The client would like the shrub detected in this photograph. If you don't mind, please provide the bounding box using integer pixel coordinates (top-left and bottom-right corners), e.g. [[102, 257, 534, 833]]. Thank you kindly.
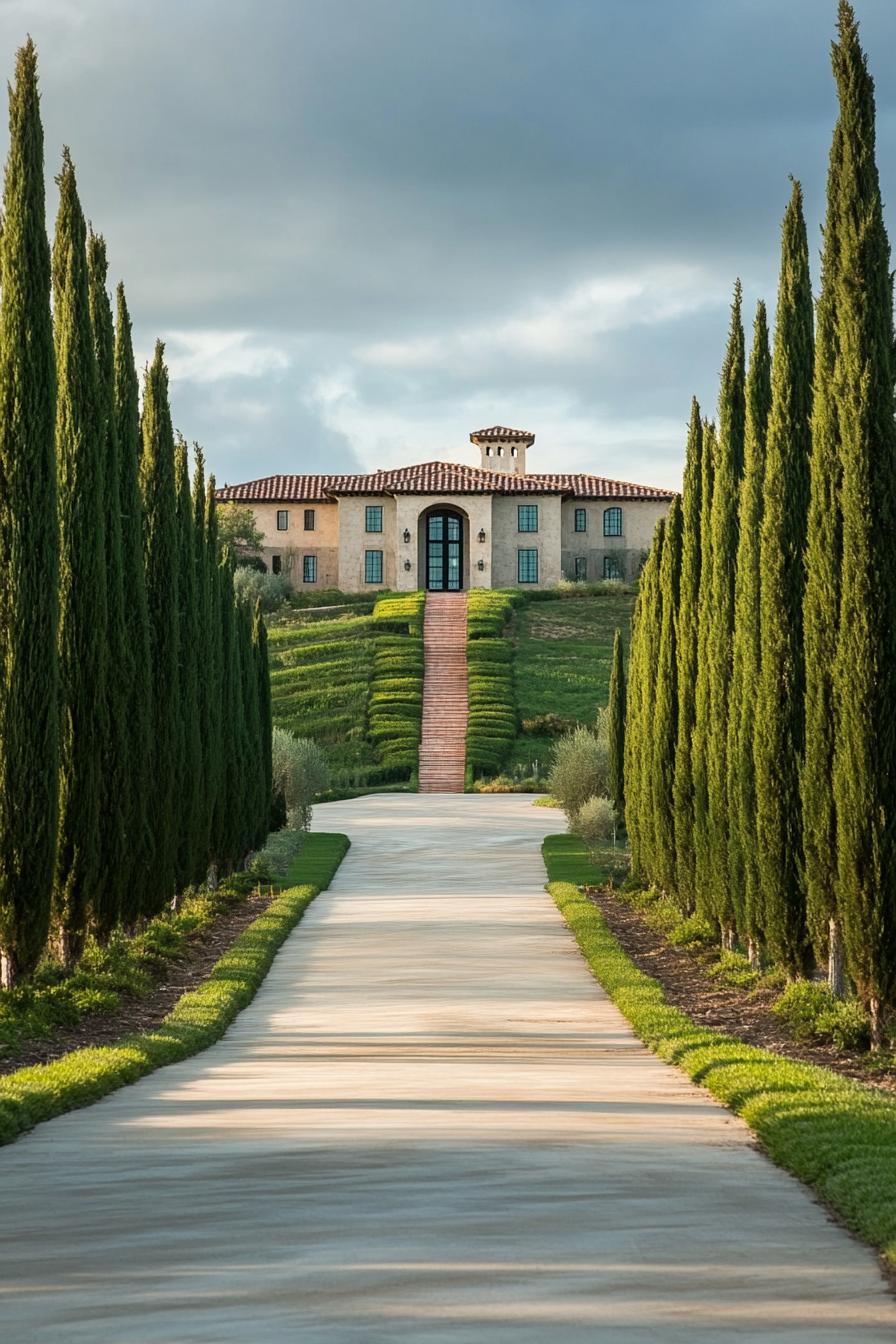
[[707, 951, 760, 990], [773, 980, 871, 1051], [522, 713, 578, 737], [271, 728, 330, 830], [574, 795, 617, 857], [232, 566, 290, 612], [668, 913, 716, 950], [548, 726, 610, 823]]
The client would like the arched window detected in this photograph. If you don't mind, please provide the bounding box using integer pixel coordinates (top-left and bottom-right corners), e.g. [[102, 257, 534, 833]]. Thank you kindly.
[[603, 506, 623, 537]]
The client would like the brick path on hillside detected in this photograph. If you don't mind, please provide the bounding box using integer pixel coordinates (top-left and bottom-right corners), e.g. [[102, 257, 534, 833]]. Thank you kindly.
[[1, 794, 895, 1341], [419, 592, 468, 793]]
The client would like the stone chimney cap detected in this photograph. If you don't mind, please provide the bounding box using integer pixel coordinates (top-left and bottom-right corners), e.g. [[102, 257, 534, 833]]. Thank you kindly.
[[469, 425, 535, 446]]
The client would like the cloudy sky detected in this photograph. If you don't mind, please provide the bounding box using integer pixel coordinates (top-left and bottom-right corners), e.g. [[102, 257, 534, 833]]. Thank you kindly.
[[5, 0, 896, 491]]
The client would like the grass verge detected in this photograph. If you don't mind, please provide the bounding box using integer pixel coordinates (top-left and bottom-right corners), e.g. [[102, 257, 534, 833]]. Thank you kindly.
[[543, 836, 896, 1269], [0, 833, 349, 1147]]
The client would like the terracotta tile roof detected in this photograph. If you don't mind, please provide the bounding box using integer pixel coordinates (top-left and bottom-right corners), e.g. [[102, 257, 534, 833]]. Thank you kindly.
[[215, 461, 675, 503], [470, 425, 535, 444]]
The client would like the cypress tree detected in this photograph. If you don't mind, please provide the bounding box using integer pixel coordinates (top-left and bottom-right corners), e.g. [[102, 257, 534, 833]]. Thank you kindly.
[[206, 478, 227, 881], [192, 447, 214, 877], [692, 420, 717, 923], [114, 283, 153, 930], [238, 598, 263, 857], [650, 497, 683, 893], [728, 302, 772, 960], [704, 287, 746, 945], [175, 435, 203, 890], [623, 585, 646, 876], [828, 4, 896, 1046], [754, 181, 814, 978], [802, 32, 846, 995], [607, 628, 626, 821], [672, 401, 703, 910], [52, 150, 107, 969], [140, 342, 180, 911], [87, 232, 129, 940], [0, 41, 58, 986], [627, 520, 664, 883], [218, 550, 244, 873], [253, 600, 273, 846]]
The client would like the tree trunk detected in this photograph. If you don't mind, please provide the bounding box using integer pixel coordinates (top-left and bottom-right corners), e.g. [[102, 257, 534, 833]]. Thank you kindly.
[[0, 948, 18, 990], [827, 916, 845, 998], [55, 928, 82, 973], [206, 862, 219, 891], [747, 936, 760, 971], [869, 997, 885, 1052]]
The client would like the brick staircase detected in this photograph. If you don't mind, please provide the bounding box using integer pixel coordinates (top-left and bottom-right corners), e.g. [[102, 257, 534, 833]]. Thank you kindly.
[[419, 593, 469, 793]]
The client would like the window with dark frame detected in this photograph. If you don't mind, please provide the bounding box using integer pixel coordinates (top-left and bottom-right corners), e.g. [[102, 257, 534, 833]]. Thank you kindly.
[[603, 506, 623, 537], [365, 505, 383, 533], [276, 509, 289, 531], [603, 554, 623, 580], [574, 507, 587, 533], [303, 555, 317, 583], [365, 549, 383, 584], [271, 555, 282, 575], [574, 556, 587, 580], [304, 508, 315, 531], [518, 548, 538, 584], [517, 504, 538, 533]]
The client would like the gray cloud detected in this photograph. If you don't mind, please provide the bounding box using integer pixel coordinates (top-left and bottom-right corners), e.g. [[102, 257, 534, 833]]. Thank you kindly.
[[3, 0, 895, 488]]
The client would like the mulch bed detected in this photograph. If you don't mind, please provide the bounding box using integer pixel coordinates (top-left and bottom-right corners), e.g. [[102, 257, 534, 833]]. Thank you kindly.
[[585, 886, 896, 1095], [0, 888, 276, 1078]]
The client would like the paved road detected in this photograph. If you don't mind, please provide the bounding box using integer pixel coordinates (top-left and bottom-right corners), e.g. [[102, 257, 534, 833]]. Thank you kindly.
[[1, 794, 894, 1342]]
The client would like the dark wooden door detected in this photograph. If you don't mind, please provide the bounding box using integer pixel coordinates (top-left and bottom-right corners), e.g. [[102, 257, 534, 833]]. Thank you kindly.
[[426, 510, 463, 591]]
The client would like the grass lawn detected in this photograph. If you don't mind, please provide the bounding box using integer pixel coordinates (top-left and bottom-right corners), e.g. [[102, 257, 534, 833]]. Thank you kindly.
[[543, 835, 896, 1270], [509, 592, 635, 777]]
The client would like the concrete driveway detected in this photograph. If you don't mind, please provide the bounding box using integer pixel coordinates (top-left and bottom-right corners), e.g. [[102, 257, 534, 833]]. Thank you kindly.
[[1, 793, 894, 1341]]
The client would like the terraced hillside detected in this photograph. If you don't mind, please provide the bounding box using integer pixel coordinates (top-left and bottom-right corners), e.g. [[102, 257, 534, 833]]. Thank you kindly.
[[267, 594, 424, 792]]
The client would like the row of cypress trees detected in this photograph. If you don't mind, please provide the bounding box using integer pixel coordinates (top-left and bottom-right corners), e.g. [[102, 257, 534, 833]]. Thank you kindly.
[[0, 41, 272, 987], [624, 2, 896, 1047]]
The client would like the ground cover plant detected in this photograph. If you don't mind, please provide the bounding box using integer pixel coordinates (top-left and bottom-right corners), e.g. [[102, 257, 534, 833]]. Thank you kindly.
[[542, 836, 896, 1269], [0, 833, 349, 1146]]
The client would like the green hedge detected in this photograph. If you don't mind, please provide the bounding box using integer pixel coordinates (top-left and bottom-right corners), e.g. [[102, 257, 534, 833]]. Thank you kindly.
[[367, 593, 426, 777], [465, 591, 519, 776], [543, 836, 896, 1269], [0, 834, 350, 1148]]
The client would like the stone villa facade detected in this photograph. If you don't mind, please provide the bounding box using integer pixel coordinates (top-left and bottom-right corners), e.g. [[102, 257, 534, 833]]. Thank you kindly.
[[215, 427, 675, 593]]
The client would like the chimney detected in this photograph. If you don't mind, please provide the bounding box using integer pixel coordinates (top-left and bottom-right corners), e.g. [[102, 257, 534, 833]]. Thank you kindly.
[[469, 425, 535, 476]]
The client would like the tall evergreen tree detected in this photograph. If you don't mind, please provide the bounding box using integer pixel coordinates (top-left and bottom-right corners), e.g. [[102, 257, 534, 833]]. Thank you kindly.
[[754, 181, 814, 978], [828, 4, 896, 1046], [175, 435, 204, 889], [803, 39, 847, 997], [87, 232, 129, 940], [252, 600, 273, 846], [704, 287, 746, 945], [238, 598, 263, 857], [114, 283, 153, 929], [728, 302, 772, 960], [0, 41, 58, 986], [650, 497, 683, 893], [692, 417, 718, 926], [607, 628, 626, 821], [192, 447, 215, 876], [672, 401, 703, 911], [623, 585, 646, 877], [625, 520, 665, 881], [206, 478, 227, 881], [218, 550, 244, 873], [52, 150, 107, 968], [140, 342, 180, 911]]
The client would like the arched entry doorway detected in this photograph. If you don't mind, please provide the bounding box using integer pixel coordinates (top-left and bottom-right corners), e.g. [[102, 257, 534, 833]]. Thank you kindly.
[[424, 508, 465, 591]]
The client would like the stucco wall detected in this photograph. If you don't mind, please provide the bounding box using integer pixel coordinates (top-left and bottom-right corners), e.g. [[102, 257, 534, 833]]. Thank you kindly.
[[560, 498, 669, 581], [334, 494, 397, 592], [491, 495, 563, 589], [246, 501, 340, 590]]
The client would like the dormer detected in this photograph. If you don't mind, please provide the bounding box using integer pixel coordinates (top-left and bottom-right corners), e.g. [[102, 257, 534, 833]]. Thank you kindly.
[[470, 425, 535, 477]]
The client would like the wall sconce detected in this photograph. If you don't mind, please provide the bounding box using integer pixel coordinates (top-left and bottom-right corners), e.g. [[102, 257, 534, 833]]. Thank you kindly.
[[477, 559, 485, 571], [404, 559, 412, 571], [403, 528, 411, 544], [478, 528, 486, 543]]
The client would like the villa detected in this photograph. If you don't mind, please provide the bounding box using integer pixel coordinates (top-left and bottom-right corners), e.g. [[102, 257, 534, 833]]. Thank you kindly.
[[215, 427, 675, 593]]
